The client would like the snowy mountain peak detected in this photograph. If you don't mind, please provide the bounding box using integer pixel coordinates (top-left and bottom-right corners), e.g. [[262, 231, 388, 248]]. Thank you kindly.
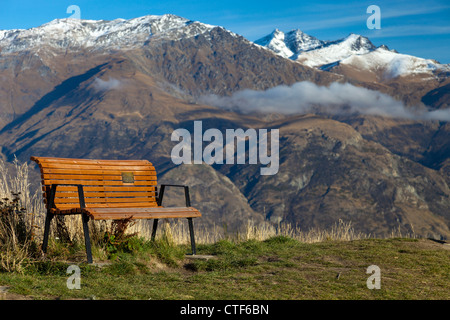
[[255, 28, 325, 59], [284, 29, 325, 54], [339, 33, 376, 52], [254, 29, 293, 58], [271, 29, 284, 37], [0, 14, 216, 53], [257, 28, 449, 79], [257, 28, 383, 67]]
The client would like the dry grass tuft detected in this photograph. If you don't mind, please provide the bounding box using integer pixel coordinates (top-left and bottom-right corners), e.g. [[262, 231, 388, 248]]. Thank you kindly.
[[129, 218, 377, 246], [0, 158, 44, 271]]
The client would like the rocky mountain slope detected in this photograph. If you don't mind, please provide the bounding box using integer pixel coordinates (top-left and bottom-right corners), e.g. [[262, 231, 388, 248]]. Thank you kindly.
[[0, 15, 449, 238]]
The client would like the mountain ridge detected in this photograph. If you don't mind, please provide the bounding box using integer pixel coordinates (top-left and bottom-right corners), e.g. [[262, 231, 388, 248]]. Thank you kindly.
[[0, 14, 216, 53]]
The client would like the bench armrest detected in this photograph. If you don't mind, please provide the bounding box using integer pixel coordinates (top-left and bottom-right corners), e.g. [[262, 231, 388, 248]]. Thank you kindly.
[[158, 184, 191, 207], [48, 183, 86, 210]]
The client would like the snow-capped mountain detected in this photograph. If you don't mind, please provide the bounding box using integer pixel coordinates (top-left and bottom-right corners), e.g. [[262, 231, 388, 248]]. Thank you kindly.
[[339, 46, 450, 79], [294, 33, 376, 68], [256, 29, 450, 79], [254, 29, 325, 59], [0, 14, 215, 53], [255, 30, 375, 64]]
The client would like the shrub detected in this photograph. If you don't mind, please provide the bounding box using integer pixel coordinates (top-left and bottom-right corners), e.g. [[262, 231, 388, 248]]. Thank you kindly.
[[101, 218, 138, 258]]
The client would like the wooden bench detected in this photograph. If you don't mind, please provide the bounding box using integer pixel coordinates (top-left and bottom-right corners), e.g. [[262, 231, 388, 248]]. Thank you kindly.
[[31, 156, 201, 263]]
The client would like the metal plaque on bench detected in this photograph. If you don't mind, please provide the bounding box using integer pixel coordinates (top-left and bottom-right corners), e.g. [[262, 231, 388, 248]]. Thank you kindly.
[[121, 172, 135, 184]]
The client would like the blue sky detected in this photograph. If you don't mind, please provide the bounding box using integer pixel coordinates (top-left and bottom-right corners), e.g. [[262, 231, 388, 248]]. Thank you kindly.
[[1, 0, 449, 63]]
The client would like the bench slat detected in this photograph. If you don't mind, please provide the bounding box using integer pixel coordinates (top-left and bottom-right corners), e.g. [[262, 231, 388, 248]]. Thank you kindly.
[[52, 202, 159, 209], [86, 207, 201, 220], [38, 163, 154, 171], [40, 168, 156, 175], [42, 186, 157, 192], [48, 197, 156, 204], [42, 179, 157, 186], [31, 156, 152, 165], [47, 191, 156, 198], [41, 174, 156, 180]]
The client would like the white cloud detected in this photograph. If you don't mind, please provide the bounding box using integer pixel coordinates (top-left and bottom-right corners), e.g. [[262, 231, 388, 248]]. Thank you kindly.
[[423, 109, 450, 122], [92, 77, 123, 92], [199, 81, 450, 121]]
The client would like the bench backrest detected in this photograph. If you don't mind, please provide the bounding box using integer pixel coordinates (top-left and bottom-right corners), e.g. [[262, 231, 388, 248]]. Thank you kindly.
[[31, 157, 158, 211]]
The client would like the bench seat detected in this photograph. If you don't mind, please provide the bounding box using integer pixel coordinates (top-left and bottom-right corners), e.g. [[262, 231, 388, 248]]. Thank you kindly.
[[50, 206, 201, 220]]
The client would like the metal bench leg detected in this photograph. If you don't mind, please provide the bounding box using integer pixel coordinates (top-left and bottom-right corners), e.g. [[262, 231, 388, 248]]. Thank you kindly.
[[151, 219, 159, 241], [81, 212, 93, 264], [42, 212, 54, 253], [188, 218, 196, 255]]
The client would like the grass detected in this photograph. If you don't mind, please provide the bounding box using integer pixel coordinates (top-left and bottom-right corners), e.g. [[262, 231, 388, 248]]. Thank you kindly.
[[0, 236, 448, 300]]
